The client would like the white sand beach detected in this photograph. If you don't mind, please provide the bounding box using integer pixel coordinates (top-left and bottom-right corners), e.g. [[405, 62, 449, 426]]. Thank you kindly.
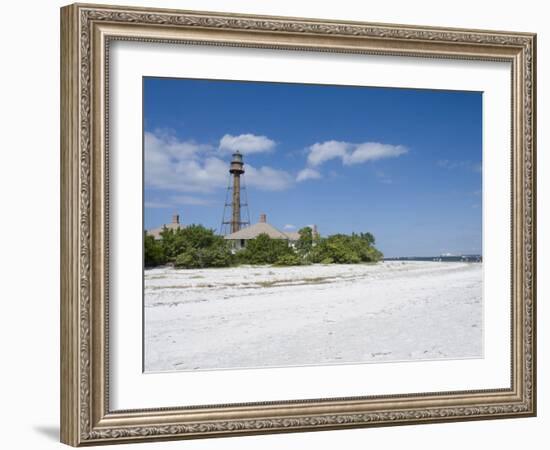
[[144, 261, 482, 372]]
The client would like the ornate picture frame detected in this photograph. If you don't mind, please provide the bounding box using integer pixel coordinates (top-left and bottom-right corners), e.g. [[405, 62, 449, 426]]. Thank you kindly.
[[60, 3, 536, 446]]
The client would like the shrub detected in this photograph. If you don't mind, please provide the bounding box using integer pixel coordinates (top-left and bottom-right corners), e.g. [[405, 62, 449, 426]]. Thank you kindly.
[[174, 248, 200, 269], [309, 233, 382, 264], [237, 233, 294, 265], [295, 226, 313, 256], [200, 243, 234, 268], [161, 224, 221, 260], [144, 233, 166, 267], [274, 253, 302, 266], [159, 224, 234, 269], [174, 241, 234, 269], [154, 222, 383, 268]]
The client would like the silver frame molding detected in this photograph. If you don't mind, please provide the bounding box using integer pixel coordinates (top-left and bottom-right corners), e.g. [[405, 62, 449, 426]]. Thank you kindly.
[[60, 3, 536, 446]]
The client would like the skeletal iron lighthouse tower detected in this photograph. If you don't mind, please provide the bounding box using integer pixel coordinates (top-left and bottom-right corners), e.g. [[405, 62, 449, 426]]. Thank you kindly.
[[220, 151, 251, 234]]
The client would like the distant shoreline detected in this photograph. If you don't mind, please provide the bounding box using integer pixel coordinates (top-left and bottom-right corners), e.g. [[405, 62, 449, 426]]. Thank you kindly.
[[384, 255, 482, 262]]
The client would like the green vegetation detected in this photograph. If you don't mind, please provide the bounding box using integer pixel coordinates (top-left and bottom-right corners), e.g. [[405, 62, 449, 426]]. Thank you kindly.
[[273, 253, 303, 266], [174, 243, 233, 269], [295, 226, 315, 255], [144, 225, 382, 269], [144, 225, 234, 268], [237, 233, 294, 265], [160, 224, 225, 259], [309, 233, 382, 264], [144, 233, 166, 267]]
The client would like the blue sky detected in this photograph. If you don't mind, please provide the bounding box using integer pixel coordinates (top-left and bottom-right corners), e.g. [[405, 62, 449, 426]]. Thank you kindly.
[[143, 77, 482, 257]]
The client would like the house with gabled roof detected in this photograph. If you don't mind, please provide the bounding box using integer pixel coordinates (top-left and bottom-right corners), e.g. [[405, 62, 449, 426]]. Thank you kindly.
[[224, 213, 316, 250]]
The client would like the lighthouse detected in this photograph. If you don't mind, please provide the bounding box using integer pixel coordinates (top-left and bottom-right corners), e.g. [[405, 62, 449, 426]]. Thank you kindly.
[[229, 152, 245, 233], [221, 151, 250, 235]]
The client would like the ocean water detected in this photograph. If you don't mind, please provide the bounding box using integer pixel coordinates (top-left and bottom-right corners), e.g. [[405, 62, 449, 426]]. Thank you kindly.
[[384, 255, 482, 263]]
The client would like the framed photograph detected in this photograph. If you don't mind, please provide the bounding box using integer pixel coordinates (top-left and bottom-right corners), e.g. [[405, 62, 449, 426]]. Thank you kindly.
[[60, 3, 536, 446]]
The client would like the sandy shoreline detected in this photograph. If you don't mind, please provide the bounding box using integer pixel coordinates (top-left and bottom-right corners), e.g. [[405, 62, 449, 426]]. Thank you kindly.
[[144, 261, 482, 372]]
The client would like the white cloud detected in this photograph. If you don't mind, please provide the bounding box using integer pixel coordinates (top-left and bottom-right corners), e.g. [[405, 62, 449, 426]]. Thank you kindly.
[[283, 224, 296, 230], [146, 154, 228, 194], [144, 201, 172, 209], [145, 195, 213, 208], [145, 130, 212, 160], [307, 140, 350, 166], [296, 167, 322, 182], [145, 131, 228, 192], [343, 143, 408, 165], [219, 133, 276, 154], [437, 159, 482, 173], [145, 130, 293, 194], [306, 140, 408, 167], [246, 164, 294, 191], [170, 195, 213, 206]]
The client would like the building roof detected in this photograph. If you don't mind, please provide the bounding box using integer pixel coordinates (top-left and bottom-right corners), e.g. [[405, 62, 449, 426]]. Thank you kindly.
[[147, 222, 185, 240], [223, 214, 312, 241], [147, 214, 185, 239], [284, 231, 300, 241], [224, 222, 289, 240]]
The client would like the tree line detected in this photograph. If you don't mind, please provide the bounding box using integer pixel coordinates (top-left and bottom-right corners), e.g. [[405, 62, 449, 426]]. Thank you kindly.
[[144, 225, 383, 269]]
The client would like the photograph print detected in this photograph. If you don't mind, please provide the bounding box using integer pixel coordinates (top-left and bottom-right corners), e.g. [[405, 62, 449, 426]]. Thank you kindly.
[[143, 77, 483, 373]]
